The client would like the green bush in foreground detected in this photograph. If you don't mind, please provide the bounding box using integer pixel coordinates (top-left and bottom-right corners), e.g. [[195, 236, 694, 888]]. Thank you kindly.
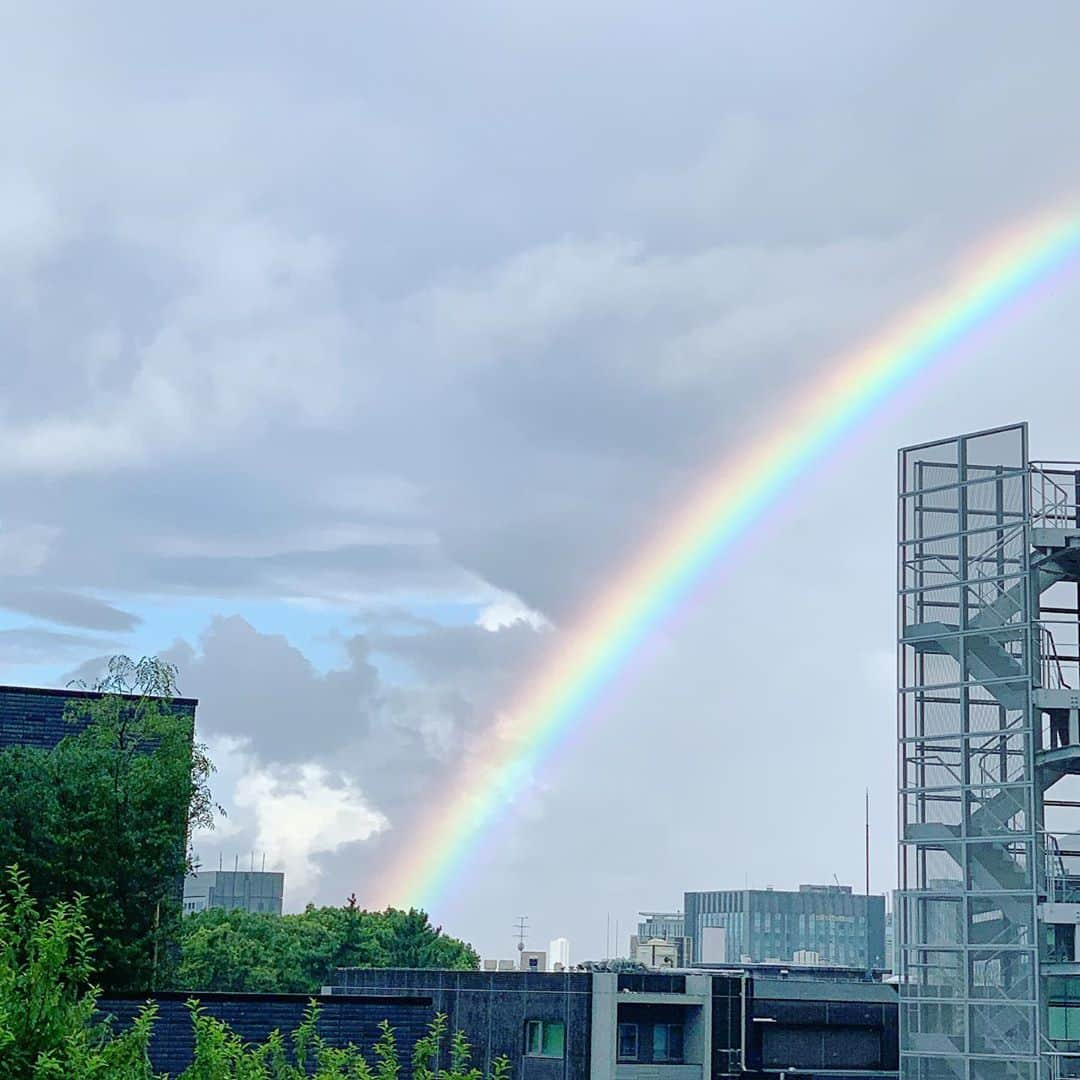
[[0, 867, 510, 1080]]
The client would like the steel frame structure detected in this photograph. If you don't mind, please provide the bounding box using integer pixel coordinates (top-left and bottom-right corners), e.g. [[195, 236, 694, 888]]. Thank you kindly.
[[898, 423, 1080, 1080]]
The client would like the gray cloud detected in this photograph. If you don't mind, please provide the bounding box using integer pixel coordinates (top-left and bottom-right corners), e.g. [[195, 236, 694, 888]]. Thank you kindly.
[[0, 627, 117, 666], [0, 587, 139, 631], [4, 1, 1080, 954], [130, 616, 548, 903]]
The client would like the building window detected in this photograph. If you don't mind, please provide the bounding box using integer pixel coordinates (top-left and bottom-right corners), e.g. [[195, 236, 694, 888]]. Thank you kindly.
[[1048, 1005, 1080, 1041], [525, 1020, 565, 1058], [653, 1024, 684, 1062], [618, 1023, 638, 1061]]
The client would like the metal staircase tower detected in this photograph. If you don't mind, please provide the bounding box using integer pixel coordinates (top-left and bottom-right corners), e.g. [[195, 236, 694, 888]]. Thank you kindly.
[[898, 423, 1080, 1080]]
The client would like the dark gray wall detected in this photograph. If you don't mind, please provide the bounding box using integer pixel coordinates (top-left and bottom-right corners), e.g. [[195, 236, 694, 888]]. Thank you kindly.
[[0, 684, 198, 751], [743, 980, 899, 1075], [100, 992, 434, 1077], [334, 969, 592, 1080]]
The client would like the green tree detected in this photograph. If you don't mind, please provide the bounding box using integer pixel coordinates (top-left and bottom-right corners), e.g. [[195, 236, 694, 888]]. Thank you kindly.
[[0, 866, 158, 1079], [176, 903, 478, 994], [0, 868, 505, 1080], [0, 655, 220, 992]]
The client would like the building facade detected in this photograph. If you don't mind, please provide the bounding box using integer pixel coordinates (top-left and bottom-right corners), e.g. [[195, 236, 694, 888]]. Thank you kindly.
[[684, 886, 887, 969], [0, 683, 198, 751], [183, 869, 285, 915], [897, 423, 1080, 1079], [328, 967, 899, 1080]]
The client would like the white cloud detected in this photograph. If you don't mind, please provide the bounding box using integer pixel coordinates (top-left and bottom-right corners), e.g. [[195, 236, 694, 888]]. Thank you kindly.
[[234, 761, 388, 907], [191, 730, 388, 907], [476, 595, 549, 632]]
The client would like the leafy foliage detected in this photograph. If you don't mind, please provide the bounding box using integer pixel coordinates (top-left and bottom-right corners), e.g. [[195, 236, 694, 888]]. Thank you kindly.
[[175, 1006, 509, 1080], [0, 865, 158, 1079], [0, 868, 507, 1079], [176, 904, 479, 993], [0, 655, 219, 992]]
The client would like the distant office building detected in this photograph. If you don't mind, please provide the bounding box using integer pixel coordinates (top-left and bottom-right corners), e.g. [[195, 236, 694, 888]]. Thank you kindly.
[[0, 683, 197, 752], [549, 937, 571, 971], [183, 869, 284, 916], [684, 885, 886, 968], [629, 911, 692, 968]]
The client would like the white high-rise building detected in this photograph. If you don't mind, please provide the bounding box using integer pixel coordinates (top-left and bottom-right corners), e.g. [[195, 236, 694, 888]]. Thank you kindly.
[[548, 937, 570, 971]]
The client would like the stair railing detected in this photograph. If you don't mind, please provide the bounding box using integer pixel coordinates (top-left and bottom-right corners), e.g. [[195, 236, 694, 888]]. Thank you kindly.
[[1041, 626, 1071, 691], [1031, 466, 1076, 530]]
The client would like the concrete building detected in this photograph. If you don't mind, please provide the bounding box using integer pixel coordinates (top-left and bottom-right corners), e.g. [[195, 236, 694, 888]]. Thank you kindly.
[[898, 423, 1080, 1079], [630, 912, 693, 969], [329, 966, 899, 1078], [684, 886, 886, 969], [183, 869, 284, 915]]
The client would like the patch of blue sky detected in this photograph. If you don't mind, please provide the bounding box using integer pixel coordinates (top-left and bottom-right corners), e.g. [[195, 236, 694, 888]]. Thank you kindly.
[[0, 590, 494, 690]]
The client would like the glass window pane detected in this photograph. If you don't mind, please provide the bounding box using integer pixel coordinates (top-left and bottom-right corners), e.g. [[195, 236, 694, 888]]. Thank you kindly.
[[653, 1024, 669, 1060], [618, 1023, 637, 1060], [542, 1022, 565, 1058], [526, 1022, 541, 1055], [669, 1025, 684, 1061]]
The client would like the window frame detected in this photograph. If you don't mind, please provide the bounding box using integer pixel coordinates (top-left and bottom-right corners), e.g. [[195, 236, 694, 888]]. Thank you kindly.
[[617, 1022, 639, 1061], [653, 1023, 685, 1063], [525, 1019, 566, 1059]]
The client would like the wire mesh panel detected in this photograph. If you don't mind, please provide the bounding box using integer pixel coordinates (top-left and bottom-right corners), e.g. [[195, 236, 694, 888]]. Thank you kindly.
[[898, 424, 1041, 1080]]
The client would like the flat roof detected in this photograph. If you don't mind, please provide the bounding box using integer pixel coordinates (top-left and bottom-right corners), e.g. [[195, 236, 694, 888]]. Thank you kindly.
[[0, 683, 198, 707]]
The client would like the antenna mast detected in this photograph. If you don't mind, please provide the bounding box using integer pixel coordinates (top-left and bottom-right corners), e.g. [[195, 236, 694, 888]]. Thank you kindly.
[[865, 788, 870, 896]]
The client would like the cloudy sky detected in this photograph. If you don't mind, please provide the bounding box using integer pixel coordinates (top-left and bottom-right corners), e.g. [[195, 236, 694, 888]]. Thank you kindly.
[[3, 3, 1080, 962]]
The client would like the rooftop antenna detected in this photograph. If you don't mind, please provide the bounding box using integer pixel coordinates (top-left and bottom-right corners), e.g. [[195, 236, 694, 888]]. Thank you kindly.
[[514, 916, 529, 955], [865, 788, 870, 896], [262, 852, 266, 873]]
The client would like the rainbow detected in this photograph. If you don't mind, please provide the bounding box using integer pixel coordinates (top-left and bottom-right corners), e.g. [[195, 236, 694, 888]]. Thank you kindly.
[[372, 205, 1080, 911]]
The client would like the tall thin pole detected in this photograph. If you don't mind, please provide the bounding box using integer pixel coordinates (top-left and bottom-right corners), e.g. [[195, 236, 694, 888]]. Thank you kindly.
[[865, 788, 871, 973], [606, 913, 610, 959], [865, 788, 870, 896]]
